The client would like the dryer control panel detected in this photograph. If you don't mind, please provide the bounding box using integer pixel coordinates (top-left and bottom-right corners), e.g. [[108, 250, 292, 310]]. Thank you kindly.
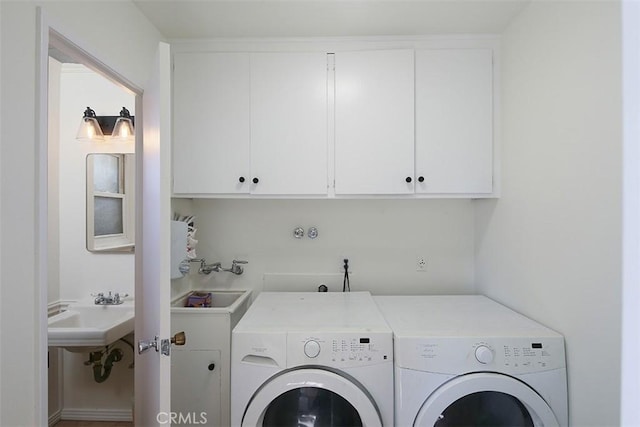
[[395, 336, 566, 375], [288, 332, 393, 368]]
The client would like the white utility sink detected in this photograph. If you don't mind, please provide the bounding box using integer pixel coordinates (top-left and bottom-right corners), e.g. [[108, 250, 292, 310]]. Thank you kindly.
[[48, 302, 134, 352], [171, 290, 251, 313]]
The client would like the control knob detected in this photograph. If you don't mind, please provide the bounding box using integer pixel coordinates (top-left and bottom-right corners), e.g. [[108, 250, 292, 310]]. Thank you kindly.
[[304, 340, 321, 358], [475, 345, 494, 364]]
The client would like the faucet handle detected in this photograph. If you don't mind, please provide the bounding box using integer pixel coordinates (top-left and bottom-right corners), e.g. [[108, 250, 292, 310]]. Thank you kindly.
[[230, 260, 247, 275], [113, 293, 129, 303]]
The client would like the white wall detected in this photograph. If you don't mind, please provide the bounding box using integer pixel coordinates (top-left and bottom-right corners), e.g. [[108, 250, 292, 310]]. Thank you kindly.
[[55, 64, 136, 416], [61, 334, 135, 420], [474, 2, 622, 425], [0, 2, 162, 425], [175, 199, 476, 296], [58, 64, 135, 301]]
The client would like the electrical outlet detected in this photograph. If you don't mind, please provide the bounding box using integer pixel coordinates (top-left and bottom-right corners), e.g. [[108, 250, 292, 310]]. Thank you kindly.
[[416, 257, 427, 272]]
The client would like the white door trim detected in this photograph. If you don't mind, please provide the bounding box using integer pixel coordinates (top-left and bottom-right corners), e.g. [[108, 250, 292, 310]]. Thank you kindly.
[[621, 1, 640, 424]]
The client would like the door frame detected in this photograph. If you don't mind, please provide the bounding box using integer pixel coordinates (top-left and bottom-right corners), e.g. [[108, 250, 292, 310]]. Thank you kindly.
[[36, 8, 143, 425]]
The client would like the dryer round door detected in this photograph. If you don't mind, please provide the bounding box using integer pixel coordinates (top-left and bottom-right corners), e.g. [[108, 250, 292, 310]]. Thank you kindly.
[[241, 368, 383, 427], [414, 372, 560, 427]]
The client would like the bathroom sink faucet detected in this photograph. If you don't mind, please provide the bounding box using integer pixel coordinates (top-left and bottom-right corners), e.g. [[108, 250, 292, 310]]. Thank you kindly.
[[93, 291, 127, 305]]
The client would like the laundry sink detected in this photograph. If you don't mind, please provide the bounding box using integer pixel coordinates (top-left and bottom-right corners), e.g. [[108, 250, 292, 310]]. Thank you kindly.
[[171, 290, 251, 313], [48, 302, 134, 352]]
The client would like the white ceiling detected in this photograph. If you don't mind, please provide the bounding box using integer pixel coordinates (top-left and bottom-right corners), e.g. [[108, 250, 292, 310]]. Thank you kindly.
[[132, 0, 530, 39]]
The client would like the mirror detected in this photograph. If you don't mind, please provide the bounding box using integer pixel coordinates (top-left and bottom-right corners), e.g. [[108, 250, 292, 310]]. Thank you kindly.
[[86, 153, 135, 252]]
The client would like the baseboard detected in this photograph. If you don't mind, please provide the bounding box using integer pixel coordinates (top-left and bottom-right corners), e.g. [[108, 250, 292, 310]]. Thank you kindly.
[[48, 410, 62, 426], [61, 408, 133, 422]]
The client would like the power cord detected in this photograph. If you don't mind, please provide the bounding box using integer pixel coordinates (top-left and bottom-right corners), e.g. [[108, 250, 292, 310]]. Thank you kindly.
[[342, 258, 350, 292]]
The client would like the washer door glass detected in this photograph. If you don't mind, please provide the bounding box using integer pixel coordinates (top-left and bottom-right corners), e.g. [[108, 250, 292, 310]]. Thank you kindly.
[[263, 387, 362, 427], [242, 368, 382, 427], [435, 391, 533, 426]]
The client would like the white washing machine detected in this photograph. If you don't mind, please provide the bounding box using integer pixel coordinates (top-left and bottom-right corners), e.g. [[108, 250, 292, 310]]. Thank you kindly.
[[374, 295, 568, 427], [232, 291, 394, 427]]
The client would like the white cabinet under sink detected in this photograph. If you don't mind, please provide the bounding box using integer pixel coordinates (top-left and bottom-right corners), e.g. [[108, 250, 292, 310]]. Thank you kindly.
[[170, 290, 251, 427]]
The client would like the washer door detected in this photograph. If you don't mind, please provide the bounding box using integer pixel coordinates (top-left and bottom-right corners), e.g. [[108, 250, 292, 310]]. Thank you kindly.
[[415, 373, 560, 427], [242, 368, 382, 427]]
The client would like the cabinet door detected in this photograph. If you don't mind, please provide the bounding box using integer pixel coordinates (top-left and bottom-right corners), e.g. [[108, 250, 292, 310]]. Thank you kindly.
[[250, 52, 328, 195], [171, 349, 222, 426], [415, 49, 493, 194], [334, 49, 415, 195], [173, 53, 251, 194]]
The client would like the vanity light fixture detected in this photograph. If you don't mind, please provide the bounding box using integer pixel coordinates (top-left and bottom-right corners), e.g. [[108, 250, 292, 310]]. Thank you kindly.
[[76, 106, 135, 142], [111, 107, 135, 142], [76, 107, 105, 141]]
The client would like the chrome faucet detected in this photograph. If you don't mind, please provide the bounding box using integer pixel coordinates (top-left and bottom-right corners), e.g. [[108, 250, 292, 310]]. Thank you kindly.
[[222, 260, 248, 275], [93, 291, 127, 305], [199, 260, 222, 275], [184, 258, 222, 275], [184, 258, 247, 275]]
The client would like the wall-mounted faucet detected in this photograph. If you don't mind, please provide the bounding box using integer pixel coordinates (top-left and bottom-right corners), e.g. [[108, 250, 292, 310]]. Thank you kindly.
[[182, 258, 248, 275], [199, 260, 222, 275], [222, 260, 248, 275], [92, 291, 128, 305]]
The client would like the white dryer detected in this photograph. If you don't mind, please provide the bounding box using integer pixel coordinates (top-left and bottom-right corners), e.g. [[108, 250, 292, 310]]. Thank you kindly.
[[374, 295, 568, 427], [232, 292, 394, 427]]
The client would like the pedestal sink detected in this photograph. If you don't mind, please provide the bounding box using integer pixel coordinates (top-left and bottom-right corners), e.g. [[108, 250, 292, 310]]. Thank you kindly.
[[48, 301, 134, 353]]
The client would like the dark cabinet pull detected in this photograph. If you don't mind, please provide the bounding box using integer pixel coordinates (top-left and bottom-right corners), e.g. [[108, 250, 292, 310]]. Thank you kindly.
[[239, 177, 245, 183], [208, 363, 215, 371], [253, 177, 259, 184], [418, 176, 425, 183], [405, 177, 412, 183]]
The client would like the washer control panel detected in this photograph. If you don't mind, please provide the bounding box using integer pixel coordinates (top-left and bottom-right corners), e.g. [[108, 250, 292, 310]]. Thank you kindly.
[[474, 344, 494, 364], [288, 332, 393, 368], [304, 340, 321, 358]]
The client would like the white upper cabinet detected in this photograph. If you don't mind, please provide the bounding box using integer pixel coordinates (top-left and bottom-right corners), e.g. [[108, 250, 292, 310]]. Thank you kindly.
[[173, 52, 251, 194], [250, 52, 328, 195], [172, 41, 498, 198], [415, 49, 494, 194], [334, 49, 415, 195]]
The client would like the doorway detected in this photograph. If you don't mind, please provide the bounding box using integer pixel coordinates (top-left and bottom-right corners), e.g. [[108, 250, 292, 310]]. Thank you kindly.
[[45, 30, 142, 426]]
